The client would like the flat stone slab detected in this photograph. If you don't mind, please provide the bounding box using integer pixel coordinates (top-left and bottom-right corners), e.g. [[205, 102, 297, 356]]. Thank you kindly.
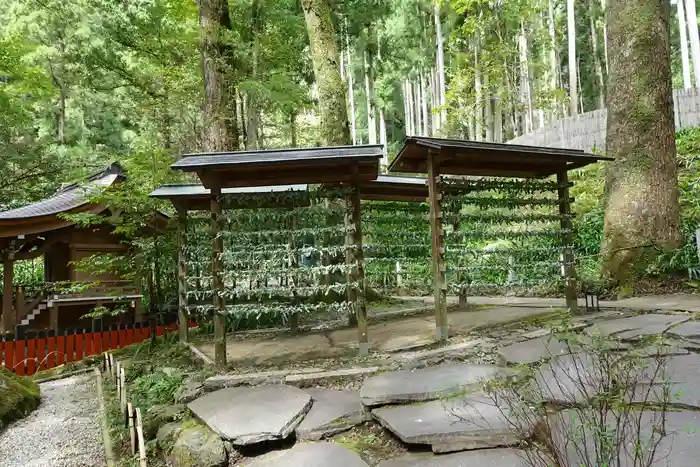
[[666, 321, 700, 344], [240, 442, 369, 467], [587, 313, 689, 340], [613, 294, 700, 312], [376, 449, 529, 467], [361, 363, 509, 407], [498, 335, 574, 365], [372, 393, 526, 453], [295, 388, 368, 441], [188, 385, 312, 445], [285, 367, 383, 387], [393, 340, 490, 361], [204, 368, 324, 391], [548, 409, 700, 466]]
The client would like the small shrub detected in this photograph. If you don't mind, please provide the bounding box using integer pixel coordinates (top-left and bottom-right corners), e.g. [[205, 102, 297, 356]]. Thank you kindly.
[[0, 366, 41, 430]]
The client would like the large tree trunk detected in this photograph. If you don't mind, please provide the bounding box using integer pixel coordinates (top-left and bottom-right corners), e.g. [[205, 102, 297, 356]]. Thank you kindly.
[[678, 0, 693, 88], [567, 0, 578, 116], [245, 0, 263, 149], [198, 0, 238, 151], [686, 0, 700, 87], [601, 0, 681, 287], [301, 0, 351, 146]]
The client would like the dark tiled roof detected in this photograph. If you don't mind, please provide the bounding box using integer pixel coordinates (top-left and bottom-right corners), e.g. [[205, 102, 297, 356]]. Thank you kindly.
[[171, 145, 384, 169], [0, 163, 123, 220]]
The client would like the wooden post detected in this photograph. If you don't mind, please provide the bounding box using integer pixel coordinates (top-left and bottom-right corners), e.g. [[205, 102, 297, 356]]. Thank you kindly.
[[50, 302, 59, 331], [133, 298, 143, 323], [344, 198, 358, 328], [177, 207, 189, 342], [348, 182, 368, 356], [15, 285, 24, 324], [427, 152, 448, 341], [2, 257, 14, 332], [557, 170, 578, 312], [211, 189, 226, 365]]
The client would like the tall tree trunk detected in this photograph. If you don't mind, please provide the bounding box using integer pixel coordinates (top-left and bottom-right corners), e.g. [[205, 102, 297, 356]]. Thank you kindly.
[[548, 0, 559, 121], [379, 108, 388, 167], [290, 111, 297, 147], [413, 77, 422, 136], [602, 0, 681, 287], [474, 37, 483, 141], [420, 73, 429, 136], [198, 0, 237, 150], [405, 79, 414, 136], [430, 67, 438, 135], [434, 3, 447, 127], [403, 80, 411, 136], [601, 0, 610, 76], [678, 0, 693, 88], [567, 0, 578, 116], [364, 31, 377, 145], [345, 20, 357, 145], [493, 93, 502, 142], [519, 22, 533, 133], [301, 0, 351, 145], [687, 0, 700, 87], [485, 72, 493, 141], [245, 0, 263, 149], [589, 0, 605, 108]]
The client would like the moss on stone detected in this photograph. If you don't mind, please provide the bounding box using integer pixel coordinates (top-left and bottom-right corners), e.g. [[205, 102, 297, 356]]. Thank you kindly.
[[0, 366, 41, 430]]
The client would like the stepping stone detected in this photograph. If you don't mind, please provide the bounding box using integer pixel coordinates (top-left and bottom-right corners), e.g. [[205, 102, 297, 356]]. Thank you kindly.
[[376, 449, 529, 466], [498, 335, 574, 365], [372, 393, 527, 453], [361, 363, 509, 407], [666, 321, 700, 345], [587, 314, 689, 340], [632, 354, 700, 408], [296, 388, 368, 441], [393, 340, 490, 362], [532, 352, 603, 404], [240, 442, 369, 467], [188, 385, 312, 445], [548, 409, 700, 466]]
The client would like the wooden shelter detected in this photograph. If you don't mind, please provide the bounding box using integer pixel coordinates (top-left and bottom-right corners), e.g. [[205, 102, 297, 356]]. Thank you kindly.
[[388, 137, 612, 341], [165, 145, 384, 364], [0, 163, 160, 335]]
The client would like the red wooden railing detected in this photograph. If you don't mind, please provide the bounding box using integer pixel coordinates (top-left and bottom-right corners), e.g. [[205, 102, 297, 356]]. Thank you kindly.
[[0, 320, 196, 376]]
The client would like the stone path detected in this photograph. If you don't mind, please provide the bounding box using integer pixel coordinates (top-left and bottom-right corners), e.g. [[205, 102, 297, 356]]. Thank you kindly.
[[186, 296, 700, 466], [0, 373, 105, 467], [197, 305, 554, 364]]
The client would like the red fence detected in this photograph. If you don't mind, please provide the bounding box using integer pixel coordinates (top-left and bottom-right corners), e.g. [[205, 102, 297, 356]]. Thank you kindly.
[[0, 321, 187, 376]]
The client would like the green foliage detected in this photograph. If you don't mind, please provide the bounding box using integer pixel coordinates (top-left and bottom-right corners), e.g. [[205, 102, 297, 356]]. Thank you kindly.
[[0, 366, 40, 431]]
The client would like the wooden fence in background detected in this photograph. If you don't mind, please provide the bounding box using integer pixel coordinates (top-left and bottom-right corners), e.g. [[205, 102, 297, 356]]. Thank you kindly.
[[0, 318, 195, 376]]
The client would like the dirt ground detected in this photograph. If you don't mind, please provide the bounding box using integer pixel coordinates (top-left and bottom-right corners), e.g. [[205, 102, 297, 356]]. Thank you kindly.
[[196, 305, 558, 365]]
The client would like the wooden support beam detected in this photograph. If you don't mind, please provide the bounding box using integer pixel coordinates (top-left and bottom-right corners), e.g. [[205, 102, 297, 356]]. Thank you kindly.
[[344, 199, 358, 329], [427, 152, 448, 341], [349, 182, 369, 356], [177, 207, 189, 343], [557, 170, 578, 312], [211, 189, 227, 365], [15, 285, 24, 324], [2, 256, 14, 332], [50, 302, 59, 331]]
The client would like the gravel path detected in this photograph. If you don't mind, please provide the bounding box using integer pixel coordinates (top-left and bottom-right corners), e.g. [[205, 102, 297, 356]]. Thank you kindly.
[[0, 373, 106, 467]]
